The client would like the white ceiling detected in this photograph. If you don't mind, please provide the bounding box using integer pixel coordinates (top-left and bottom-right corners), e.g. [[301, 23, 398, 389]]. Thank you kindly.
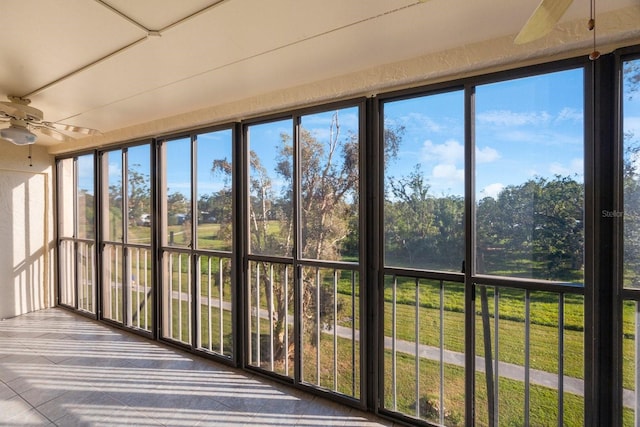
[[1, 0, 639, 151]]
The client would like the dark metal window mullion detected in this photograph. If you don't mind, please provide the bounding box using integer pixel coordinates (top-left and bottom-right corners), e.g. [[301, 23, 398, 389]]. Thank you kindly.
[[365, 96, 381, 413], [190, 135, 198, 350], [293, 115, 303, 385], [92, 152, 100, 317], [233, 121, 244, 366], [73, 156, 80, 310], [122, 148, 129, 326], [464, 82, 476, 427], [151, 138, 160, 341]]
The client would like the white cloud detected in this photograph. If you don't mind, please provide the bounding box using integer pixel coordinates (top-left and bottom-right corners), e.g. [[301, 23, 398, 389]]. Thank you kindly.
[[432, 164, 464, 182], [548, 158, 583, 177], [421, 139, 463, 164], [556, 107, 583, 123], [477, 110, 551, 127], [407, 112, 443, 133], [481, 183, 504, 199], [108, 162, 121, 178], [421, 138, 499, 165], [625, 116, 640, 136], [476, 146, 500, 163]]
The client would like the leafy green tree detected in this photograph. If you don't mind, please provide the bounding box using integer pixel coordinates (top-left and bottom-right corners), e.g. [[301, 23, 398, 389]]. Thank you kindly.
[[198, 159, 233, 247], [386, 165, 436, 267], [127, 165, 150, 226], [476, 176, 583, 281], [385, 165, 464, 270], [532, 177, 583, 279], [77, 189, 95, 239]]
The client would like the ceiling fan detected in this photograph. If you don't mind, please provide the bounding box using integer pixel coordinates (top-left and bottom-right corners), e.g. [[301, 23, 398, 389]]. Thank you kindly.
[[514, 0, 573, 44], [0, 96, 100, 145]]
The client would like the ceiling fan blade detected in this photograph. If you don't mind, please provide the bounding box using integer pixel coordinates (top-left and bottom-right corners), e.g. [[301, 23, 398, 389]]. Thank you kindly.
[[0, 101, 22, 119], [42, 121, 101, 136], [514, 0, 573, 45], [0, 100, 43, 121], [37, 126, 75, 142]]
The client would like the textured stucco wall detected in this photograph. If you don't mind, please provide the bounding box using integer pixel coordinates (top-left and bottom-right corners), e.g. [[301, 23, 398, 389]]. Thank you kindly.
[[0, 144, 54, 319]]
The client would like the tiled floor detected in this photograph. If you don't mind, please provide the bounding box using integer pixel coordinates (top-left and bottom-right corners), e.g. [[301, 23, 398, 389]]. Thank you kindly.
[[0, 308, 397, 426]]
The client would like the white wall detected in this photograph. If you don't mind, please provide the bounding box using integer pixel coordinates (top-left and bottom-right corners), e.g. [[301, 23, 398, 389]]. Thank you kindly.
[[0, 143, 54, 319]]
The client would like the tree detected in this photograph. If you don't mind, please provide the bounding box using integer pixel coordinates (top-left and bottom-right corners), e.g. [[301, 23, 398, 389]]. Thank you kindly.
[[385, 165, 464, 270], [476, 176, 584, 281], [213, 111, 369, 365], [127, 164, 150, 226], [386, 165, 436, 267]]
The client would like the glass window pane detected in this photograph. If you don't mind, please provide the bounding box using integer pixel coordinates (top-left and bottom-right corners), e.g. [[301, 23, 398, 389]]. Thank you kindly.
[[197, 254, 233, 357], [103, 150, 123, 242], [383, 90, 464, 271], [247, 119, 293, 257], [247, 260, 294, 377], [196, 129, 233, 251], [128, 246, 153, 332], [475, 69, 584, 282], [382, 277, 466, 424], [127, 145, 151, 245], [57, 158, 75, 238], [164, 138, 192, 248], [300, 107, 359, 261], [162, 251, 192, 344], [76, 154, 95, 240], [623, 58, 640, 288]]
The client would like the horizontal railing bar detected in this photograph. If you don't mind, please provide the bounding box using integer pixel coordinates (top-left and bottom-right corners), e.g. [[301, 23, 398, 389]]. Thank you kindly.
[[160, 247, 192, 255], [297, 258, 359, 269], [247, 254, 293, 264], [117, 242, 152, 250], [71, 238, 96, 244], [473, 275, 584, 294], [383, 267, 464, 282], [621, 288, 640, 301], [192, 249, 232, 257]]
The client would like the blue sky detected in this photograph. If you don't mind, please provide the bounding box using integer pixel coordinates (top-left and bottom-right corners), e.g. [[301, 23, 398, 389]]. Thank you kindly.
[[385, 67, 585, 199]]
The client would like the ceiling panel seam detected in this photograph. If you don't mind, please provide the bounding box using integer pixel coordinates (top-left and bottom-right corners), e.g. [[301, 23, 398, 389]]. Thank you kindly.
[[93, 0, 151, 33], [22, 0, 229, 99], [22, 38, 148, 99]]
